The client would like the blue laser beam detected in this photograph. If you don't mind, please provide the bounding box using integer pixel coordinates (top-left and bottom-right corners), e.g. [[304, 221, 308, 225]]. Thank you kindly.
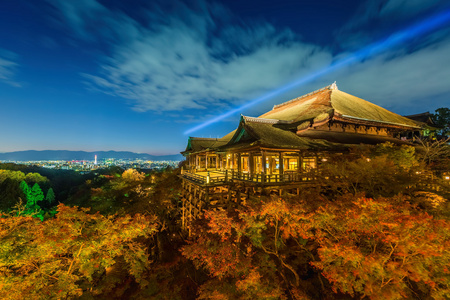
[[185, 9, 450, 135]]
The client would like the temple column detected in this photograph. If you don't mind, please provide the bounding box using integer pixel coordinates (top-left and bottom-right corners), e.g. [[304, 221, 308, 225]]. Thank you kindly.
[[279, 152, 284, 181], [249, 153, 254, 178], [205, 153, 208, 170], [261, 151, 267, 183], [237, 153, 242, 174], [269, 155, 274, 174], [297, 153, 302, 173], [262, 151, 267, 174]]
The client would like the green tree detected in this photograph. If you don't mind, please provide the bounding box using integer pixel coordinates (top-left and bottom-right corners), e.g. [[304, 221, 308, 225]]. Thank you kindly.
[[19, 181, 45, 220], [19, 181, 32, 203], [45, 187, 55, 204], [31, 183, 45, 204], [431, 107, 450, 136]]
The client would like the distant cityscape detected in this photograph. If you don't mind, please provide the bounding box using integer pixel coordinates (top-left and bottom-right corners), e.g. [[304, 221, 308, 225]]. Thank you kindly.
[[0, 157, 181, 173]]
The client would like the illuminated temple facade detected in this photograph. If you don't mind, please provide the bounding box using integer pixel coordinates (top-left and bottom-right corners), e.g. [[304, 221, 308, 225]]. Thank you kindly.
[[179, 83, 425, 228]]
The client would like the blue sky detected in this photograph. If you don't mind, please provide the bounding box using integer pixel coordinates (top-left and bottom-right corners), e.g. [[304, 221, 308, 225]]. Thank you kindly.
[[0, 0, 449, 154]]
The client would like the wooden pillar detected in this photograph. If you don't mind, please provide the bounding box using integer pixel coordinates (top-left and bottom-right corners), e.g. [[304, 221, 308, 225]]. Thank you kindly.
[[205, 152, 208, 170], [237, 153, 242, 174], [249, 153, 254, 178], [297, 153, 302, 173], [261, 151, 266, 183], [216, 154, 219, 169], [268, 154, 274, 175], [279, 152, 284, 175], [262, 151, 267, 174], [196, 155, 199, 170], [279, 152, 284, 182]]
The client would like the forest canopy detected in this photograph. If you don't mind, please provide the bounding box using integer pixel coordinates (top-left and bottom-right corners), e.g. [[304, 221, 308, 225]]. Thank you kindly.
[[0, 141, 449, 299]]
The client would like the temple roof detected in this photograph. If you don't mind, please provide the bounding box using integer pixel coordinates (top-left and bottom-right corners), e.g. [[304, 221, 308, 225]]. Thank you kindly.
[[182, 137, 228, 154], [182, 82, 425, 155], [223, 116, 346, 151], [404, 112, 435, 125], [217, 115, 408, 152], [260, 83, 420, 129]]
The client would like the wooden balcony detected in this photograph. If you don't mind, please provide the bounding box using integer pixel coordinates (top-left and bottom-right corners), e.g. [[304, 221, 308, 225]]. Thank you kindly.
[[180, 169, 316, 186]]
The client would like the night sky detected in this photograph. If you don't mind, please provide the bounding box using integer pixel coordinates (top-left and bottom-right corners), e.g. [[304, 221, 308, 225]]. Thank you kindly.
[[1, 0, 449, 155]]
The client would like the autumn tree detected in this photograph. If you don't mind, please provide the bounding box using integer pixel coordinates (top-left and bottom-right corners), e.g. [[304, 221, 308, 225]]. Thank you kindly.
[[182, 208, 289, 299], [0, 204, 159, 299], [0, 170, 25, 183], [182, 197, 325, 299], [25, 172, 49, 184], [415, 137, 450, 169], [121, 168, 145, 182], [183, 193, 450, 300], [311, 196, 450, 299]]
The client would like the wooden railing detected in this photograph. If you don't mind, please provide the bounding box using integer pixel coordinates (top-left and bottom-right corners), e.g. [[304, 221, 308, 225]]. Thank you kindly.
[[181, 169, 316, 185], [231, 171, 316, 183]]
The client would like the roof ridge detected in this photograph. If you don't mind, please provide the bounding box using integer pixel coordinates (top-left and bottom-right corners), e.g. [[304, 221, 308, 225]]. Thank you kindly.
[[272, 81, 338, 110], [189, 137, 220, 141], [242, 115, 293, 125]]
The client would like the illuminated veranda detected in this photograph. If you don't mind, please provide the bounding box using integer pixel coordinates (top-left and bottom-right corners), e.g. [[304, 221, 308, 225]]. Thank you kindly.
[[182, 150, 320, 186]]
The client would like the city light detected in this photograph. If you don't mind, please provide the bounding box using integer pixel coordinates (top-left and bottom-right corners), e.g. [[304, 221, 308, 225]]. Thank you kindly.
[[185, 9, 450, 135]]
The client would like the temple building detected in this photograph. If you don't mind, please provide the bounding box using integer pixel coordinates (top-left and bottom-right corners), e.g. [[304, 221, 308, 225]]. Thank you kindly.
[[179, 82, 426, 228]]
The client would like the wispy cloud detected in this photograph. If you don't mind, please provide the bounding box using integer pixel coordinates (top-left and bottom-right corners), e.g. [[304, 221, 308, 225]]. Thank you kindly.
[[47, 0, 450, 117], [328, 0, 450, 112], [327, 35, 450, 112], [47, 0, 332, 112], [0, 48, 20, 87], [337, 0, 449, 48]]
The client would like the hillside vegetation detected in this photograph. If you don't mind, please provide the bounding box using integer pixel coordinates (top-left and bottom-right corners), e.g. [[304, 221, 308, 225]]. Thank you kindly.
[[0, 142, 449, 299]]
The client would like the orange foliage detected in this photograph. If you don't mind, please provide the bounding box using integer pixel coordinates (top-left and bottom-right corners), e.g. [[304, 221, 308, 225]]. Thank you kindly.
[[0, 204, 159, 299]]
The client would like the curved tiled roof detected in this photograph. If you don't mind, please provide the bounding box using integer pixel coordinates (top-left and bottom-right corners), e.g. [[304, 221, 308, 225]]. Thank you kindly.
[[182, 82, 425, 155], [259, 83, 420, 128]]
